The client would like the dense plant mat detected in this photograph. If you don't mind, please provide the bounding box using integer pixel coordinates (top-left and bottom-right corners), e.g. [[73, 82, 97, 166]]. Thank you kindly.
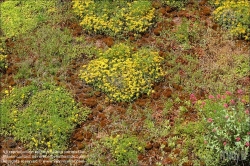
[[72, 0, 155, 37], [0, 83, 90, 152], [211, 0, 250, 40], [191, 91, 249, 165], [0, 45, 8, 75], [0, 0, 249, 165], [160, 0, 189, 9], [79, 43, 164, 102], [0, 0, 56, 38]]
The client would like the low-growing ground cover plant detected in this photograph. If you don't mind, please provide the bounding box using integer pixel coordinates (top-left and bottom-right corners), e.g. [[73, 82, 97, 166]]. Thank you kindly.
[[0, 47, 8, 75], [0, 0, 249, 165], [85, 133, 145, 165], [191, 91, 250, 165], [103, 134, 145, 165], [212, 0, 250, 40], [79, 43, 164, 102], [10, 25, 86, 82], [12, 25, 77, 61], [164, 51, 249, 94], [172, 18, 200, 49], [160, 0, 189, 9], [72, 0, 155, 37], [0, 83, 90, 152], [0, 0, 56, 38]]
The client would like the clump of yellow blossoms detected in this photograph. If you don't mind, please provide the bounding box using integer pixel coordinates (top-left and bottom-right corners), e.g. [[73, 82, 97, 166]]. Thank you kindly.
[[160, 0, 188, 9], [0, 47, 8, 70], [103, 134, 145, 165], [212, 0, 250, 40], [79, 43, 164, 102], [210, 0, 229, 7], [0, 84, 90, 152], [72, 0, 155, 37]]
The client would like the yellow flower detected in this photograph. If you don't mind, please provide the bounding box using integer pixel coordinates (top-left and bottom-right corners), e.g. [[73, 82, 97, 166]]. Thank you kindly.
[[47, 141, 51, 148], [79, 44, 164, 102]]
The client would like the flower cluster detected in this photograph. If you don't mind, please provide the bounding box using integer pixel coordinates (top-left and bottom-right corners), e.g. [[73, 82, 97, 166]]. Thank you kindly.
[[0, 47, 8, 70], [190, 93, 197, 104], [79, 43, 164, 102], [0, 84, 90, 152], [195, 90, 249, 163], [209, 0, 246, 7], [212, 0, 250, 40], [72, 0, 155, 37], [2, 86, 14, 98], [210, 0, 229, 7], [103, 134, 144, 165], [160, 0, 188, 9]]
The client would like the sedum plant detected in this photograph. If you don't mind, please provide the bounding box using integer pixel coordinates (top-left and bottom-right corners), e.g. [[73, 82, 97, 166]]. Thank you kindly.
[[210, 0, 241, 7], [72, 0, 155, 37], [0, 47, 8, 73], [79, 43, 164, 102], [0, 83, 90, 152], [212, 0, 250, 40], [86, 134, 145, 165], [0, 0, 56, 38], [103, 134, 145, 165], [160, 0, 189, 9]]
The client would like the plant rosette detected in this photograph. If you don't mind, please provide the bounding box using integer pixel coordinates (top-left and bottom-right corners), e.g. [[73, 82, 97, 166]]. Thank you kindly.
[[194, 90, 249, 162]]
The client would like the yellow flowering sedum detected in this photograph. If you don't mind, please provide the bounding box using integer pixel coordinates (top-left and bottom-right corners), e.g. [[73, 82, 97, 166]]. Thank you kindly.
[[103, 134, 145, 165], [212, 0, 250, 40], [79, 43, 164, 102], [160, 0, 188, 9], [0, 54, 7, 61], [0, 48, 8, 70], [0, 0, 56, 38], [0, 84, 90, 152], [72, 0, 155, 37]]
